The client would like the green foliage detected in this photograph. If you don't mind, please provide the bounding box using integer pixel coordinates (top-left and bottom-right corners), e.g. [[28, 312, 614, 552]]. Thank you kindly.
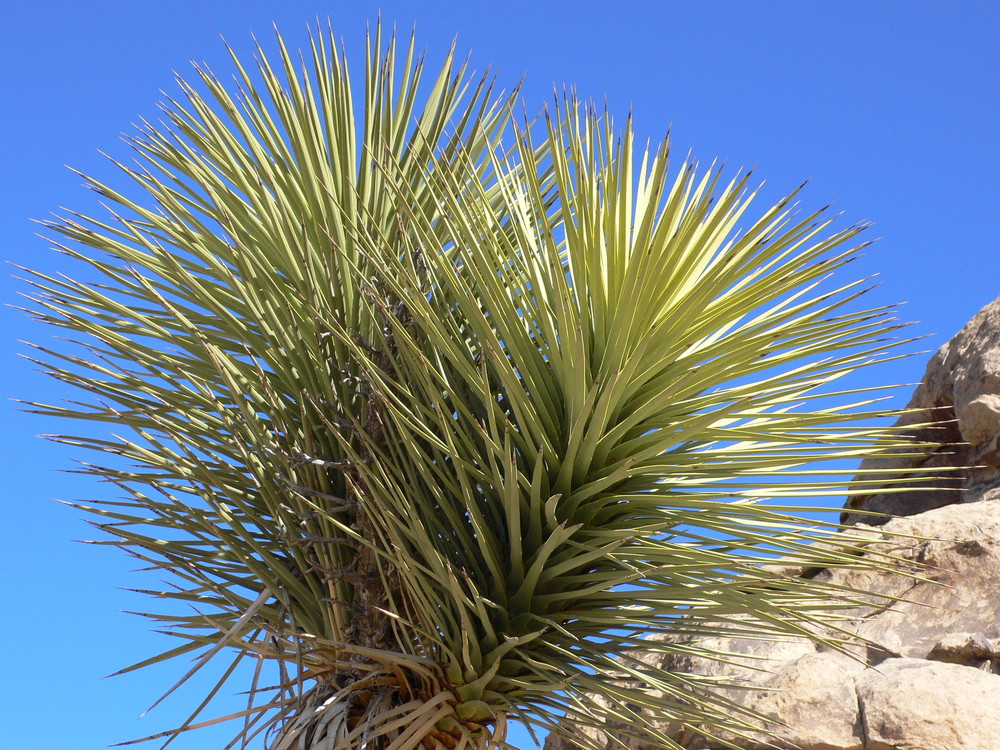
[[25, 24, 933, 750]]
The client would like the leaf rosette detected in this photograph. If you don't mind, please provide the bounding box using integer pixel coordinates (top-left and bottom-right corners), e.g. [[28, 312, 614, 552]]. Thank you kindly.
[[24, 23, 940, 750]]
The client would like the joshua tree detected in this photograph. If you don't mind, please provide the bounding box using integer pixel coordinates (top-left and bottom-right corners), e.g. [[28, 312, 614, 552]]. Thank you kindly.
[[25, 25, 928, 750]]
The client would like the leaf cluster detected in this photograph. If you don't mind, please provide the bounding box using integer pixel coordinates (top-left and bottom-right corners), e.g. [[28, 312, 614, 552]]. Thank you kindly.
[[23, 24, 939, 750]]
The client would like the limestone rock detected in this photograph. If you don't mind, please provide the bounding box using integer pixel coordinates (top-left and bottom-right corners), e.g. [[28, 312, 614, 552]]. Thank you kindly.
[[855, 658, 1000, 750]]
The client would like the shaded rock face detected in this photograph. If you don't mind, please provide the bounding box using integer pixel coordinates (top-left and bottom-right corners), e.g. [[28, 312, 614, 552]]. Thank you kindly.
[[544, 297, 1000, 750], [843, 295, 1000, 526]]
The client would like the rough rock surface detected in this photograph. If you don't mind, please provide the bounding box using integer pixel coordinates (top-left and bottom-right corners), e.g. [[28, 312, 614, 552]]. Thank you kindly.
[[842, 295, 1000, 525], [544, 296, 1000, 750], [712, 651, 866, 750], [855, 658, 1000, 750]]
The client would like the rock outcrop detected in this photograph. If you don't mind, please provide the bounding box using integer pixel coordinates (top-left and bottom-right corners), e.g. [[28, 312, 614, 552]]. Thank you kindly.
[[842, 296, 1000, 525], [545, 296, 1000, 750]]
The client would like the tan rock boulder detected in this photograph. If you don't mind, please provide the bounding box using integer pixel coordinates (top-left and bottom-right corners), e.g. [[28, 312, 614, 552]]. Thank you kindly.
[[855, 658, 1000, 750], [711, 651, 865, 750], [817, 500, 1000, 661], [658, 635, 852, 750], [544, 499, 1000, 749]]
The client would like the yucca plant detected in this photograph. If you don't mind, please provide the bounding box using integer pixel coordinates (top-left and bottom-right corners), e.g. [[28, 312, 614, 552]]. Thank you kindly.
[[24, 24, 933, 750]]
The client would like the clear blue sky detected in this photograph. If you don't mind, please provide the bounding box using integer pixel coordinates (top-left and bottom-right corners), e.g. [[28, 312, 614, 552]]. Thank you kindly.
[[2, 3, 998, 749]]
